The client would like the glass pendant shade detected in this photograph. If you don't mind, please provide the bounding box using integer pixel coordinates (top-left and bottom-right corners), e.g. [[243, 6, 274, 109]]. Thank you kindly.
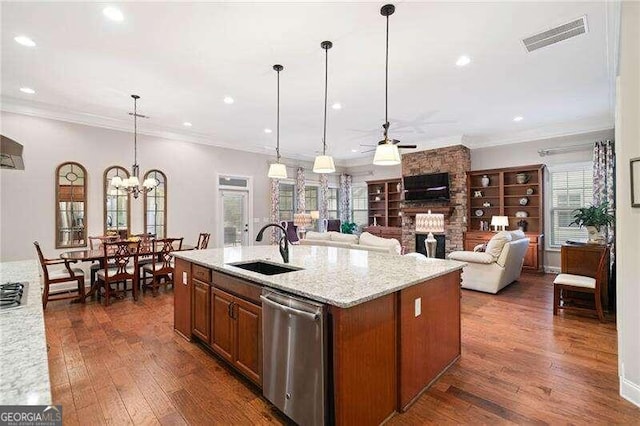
[[312, 155, 336, 174], [268, 162, 288, 179], [373, 144, 401, 166]]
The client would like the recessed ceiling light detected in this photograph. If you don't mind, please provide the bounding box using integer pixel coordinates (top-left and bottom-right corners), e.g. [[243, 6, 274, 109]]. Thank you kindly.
[[223, 96, 234, 104], [183, 122, 192, 127], [103, 7, 124, 22], [351, 149, 359, 153], [19, 87, 35, 94], [14, 35, 36, 47], [332, 102, 342, 110], [513, 116, 524, 122], [264, 128, 272, 134], [456, 55, 471, 67]]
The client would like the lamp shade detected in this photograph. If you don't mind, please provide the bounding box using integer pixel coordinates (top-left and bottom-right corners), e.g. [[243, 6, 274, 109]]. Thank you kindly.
[[110, 176, 123, 187], [268, 163, 288, 179], [373, 143, 401, 166], [293, 213, 313, 228], [310, 210, 320, 220], [142, 178, 158, 189], [312, 155, 336, 174], [127, 176, 140, 187], [415, 211, 445, 234], [490, 216, 509, 228]]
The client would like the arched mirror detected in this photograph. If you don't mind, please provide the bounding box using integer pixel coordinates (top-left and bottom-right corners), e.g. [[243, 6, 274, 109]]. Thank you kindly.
[[55, 162, 87, 248], [104, 166, 131, 236], [144, 170, 167, 238]]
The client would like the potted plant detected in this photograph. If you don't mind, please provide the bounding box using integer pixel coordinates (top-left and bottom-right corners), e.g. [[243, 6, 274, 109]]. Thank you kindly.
[[570, 201, 615, 243], [341, 222, 357, 235]]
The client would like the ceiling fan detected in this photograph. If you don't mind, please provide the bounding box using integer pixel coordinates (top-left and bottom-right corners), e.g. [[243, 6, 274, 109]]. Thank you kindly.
[[360, 123, 417, 153]]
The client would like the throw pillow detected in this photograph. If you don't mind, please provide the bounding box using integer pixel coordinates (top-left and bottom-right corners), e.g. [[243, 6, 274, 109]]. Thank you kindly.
[[485, 231, 512, 259]]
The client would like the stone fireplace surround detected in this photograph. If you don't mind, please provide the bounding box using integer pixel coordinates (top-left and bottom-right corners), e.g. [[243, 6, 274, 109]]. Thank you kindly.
[[401, 145, 471, 254]]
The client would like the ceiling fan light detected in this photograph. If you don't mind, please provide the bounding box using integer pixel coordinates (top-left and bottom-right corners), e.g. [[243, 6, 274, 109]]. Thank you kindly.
[[268, 162, 288, 179], [373, 144, 401, 166], [313, 155, 336, 174]]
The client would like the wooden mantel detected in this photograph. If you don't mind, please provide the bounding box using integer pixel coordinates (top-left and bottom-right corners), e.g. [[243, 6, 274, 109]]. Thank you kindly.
[[402, 206, 454, 217]]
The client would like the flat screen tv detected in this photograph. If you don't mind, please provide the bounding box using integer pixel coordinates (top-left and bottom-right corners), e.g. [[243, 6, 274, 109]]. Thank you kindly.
[[404, 172, 450, 201]]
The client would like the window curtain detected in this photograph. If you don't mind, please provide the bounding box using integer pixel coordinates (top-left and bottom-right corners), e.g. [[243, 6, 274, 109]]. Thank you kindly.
[[296, 167, 305, 213], [319, 174, 329, 232], [269, 178, 280, 245], [339, 173, 352, 223], [593, 140, 615, 262]]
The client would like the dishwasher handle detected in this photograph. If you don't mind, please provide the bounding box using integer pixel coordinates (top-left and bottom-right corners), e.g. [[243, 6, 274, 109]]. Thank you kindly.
[[260, 295, 320, 321]]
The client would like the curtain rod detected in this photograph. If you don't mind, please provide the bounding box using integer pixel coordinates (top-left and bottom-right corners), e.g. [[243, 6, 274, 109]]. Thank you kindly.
[[538, 142, 594, 157]]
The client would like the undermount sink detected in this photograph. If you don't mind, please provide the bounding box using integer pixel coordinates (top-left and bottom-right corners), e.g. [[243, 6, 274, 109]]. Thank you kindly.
[[228, 261, 302, 276]]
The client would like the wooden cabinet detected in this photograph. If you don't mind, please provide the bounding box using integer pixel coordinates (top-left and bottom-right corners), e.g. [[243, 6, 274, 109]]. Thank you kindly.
[[367, 178, 402, 228], [464, 231, 543, 272], [465, 164, 545, 272], [210, 286, 262, 386], [173, 258, 192, 339], [192, 279, 211, 342]]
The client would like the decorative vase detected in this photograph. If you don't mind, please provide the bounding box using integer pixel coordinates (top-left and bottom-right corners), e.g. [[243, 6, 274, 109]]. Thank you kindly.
[[586, 226, 604, 244], [481, 175, 490, 187], [517, 220, 528, 232], [516, 173, 530, 184]]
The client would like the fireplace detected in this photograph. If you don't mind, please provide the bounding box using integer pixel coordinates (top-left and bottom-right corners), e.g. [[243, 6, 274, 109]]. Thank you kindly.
[[415, 234, 446, 259]]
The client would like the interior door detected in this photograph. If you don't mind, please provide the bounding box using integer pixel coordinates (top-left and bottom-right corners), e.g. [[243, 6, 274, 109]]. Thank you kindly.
[[220, 190, 249, 247]]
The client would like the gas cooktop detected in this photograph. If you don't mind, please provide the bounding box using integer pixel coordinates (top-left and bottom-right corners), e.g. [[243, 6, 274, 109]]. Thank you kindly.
[[0, 282, 28, 311]]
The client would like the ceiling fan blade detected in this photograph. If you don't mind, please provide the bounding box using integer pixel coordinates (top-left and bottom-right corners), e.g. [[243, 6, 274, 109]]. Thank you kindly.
[[359, 143, 378, 147], [398, 144, 417, 149], [360, 148, 377, 154]]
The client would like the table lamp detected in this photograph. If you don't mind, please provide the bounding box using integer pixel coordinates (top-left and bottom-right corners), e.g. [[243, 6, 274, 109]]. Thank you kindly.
[[415, 210, 445, 258], [491, 216, 509, 231], [294, 213, 313, 239]]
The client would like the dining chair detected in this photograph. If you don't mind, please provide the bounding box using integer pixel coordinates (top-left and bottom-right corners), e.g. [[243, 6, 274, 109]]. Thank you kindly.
[[142, 238, 183, 295], [96, 240, 140, 307], [33, 241, 85, 309], [553, 246, 609, 322], [196, 232, 211, 249], [88, 235, 118, 286]]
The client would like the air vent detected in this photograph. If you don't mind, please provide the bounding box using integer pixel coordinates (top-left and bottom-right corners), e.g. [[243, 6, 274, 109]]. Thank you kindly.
[[522, 16, 588, 52]]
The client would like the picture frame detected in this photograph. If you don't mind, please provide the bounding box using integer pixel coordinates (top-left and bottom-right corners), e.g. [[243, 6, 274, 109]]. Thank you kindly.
[[632, 157, 640, 208]]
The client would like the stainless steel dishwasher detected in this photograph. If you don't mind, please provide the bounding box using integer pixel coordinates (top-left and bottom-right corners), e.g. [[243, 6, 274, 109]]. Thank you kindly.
[[261, 289, 328, 426]]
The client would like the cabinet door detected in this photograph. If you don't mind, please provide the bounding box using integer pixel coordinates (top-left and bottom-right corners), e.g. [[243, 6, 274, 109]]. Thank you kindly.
[[211, 288, 234, 363], [523, 244, 536, 268], [233, 297, 262, 385], [173, 259, 191, 339], [192, 279, 210, 342]]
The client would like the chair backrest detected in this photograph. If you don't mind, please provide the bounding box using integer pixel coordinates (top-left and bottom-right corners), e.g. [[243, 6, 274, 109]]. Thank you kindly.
[[102, 240, 138, 282], [325, 219, 341, 233], [280, 221, 299, 244], [197, 233, 211, 249], [594, 246, 610, 292], [152, 238, 182, 272], [496, 238, 530, 283], [89, 235, 119, 250], [33, 241, 51, 282]]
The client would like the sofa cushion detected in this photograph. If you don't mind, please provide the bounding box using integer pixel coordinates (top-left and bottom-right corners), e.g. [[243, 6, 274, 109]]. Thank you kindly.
[[329, 232, 359, 244], [509, 230, 526, 241], [305, 231, 331, 241], [299, 239, 330, 247], [327, 241, 352, 249], [350, 244, 391, 254], [359, 232, 401, 255], [485, 231, 512, 259], [448, 251, 495, 264]]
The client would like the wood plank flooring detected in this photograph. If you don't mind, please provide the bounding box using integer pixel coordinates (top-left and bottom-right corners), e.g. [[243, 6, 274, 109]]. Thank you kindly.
[[44, 274, 640, 425]]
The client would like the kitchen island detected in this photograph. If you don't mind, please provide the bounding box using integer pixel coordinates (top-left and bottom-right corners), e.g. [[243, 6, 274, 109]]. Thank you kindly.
[[173, 245, 465, 425]]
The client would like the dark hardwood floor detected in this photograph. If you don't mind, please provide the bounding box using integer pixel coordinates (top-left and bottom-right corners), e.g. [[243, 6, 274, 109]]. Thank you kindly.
[[44, 273, 640, 425]]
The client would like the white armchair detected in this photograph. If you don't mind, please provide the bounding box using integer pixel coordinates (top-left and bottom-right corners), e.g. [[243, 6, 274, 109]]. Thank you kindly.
[[448, 230, 530, 294]]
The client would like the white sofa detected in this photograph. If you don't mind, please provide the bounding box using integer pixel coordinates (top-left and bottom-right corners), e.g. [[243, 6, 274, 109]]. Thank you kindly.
[[448, 230, 530, 294], [300, 231, 401, 255]]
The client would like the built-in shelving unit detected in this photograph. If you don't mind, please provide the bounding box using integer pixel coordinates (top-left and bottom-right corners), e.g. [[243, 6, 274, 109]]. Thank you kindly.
[[366, 178, 403, 228]]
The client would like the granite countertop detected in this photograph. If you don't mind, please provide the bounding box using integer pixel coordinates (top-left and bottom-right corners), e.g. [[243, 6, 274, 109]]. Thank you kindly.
[[0, 260, 52, 405], [175, 245, 466, 308]]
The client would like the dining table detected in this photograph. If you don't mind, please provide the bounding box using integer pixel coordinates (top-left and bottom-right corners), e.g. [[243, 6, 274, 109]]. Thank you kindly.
[[60, 243, 196, 300]]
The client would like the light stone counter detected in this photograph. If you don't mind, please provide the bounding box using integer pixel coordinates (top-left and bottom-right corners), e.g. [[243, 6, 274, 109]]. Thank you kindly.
[[0, 260, 52, 405], [175, 245, 466, 308]]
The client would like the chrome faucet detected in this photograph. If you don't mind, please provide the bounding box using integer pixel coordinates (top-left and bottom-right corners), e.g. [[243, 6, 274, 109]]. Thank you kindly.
[[256, 224, 289, 264]]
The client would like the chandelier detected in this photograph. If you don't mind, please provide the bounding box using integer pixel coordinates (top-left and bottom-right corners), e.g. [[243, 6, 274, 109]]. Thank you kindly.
[[111, 94, 158, 198]]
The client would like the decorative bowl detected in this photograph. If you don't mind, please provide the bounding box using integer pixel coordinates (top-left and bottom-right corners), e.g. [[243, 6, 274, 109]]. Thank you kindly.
[[515, 211, 528, 218], [519, 197, 529, 206]]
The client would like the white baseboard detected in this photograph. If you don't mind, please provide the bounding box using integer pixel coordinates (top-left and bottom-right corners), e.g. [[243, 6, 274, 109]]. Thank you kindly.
[[620, 376, 640, 408]]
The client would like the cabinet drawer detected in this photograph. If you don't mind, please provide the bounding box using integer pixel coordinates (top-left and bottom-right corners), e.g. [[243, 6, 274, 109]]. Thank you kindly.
[[213, 271, 262, 305], [193, 264, 212, 283]]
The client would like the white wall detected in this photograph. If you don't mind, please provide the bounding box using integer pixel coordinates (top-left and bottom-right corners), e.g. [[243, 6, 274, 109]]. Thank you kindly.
[[0, 112, 276, 262], [471, 129, 614, 270], [617, 1, 640, 408]]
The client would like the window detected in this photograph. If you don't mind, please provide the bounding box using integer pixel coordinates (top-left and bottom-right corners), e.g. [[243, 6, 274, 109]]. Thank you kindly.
[[279, 183, 295, 222], [305, 186, 319, 213], [327, 187, 339, 219], [548, 163, 593, 247], [351, 185, 368, 226], [103, 166, 130, 236], [144, 170, 167, 238]]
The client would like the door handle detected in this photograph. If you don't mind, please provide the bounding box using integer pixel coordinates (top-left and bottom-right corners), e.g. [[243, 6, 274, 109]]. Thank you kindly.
[[228, 301, 236, 319]]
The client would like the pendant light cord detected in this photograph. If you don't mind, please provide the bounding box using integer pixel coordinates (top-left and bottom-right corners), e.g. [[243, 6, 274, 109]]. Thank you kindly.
[[384, 12, 389, 140], [133, 96, 138, 168], [276, 68, 281, 162], [323, 44, 328, 156]]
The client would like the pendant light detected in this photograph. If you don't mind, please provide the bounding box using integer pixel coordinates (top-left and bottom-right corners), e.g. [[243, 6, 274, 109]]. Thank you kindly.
[[373, 4, 401, 166], [268, 64, 288, 179], [111, 95, 158, 198], [313, 41, 336, 174]]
